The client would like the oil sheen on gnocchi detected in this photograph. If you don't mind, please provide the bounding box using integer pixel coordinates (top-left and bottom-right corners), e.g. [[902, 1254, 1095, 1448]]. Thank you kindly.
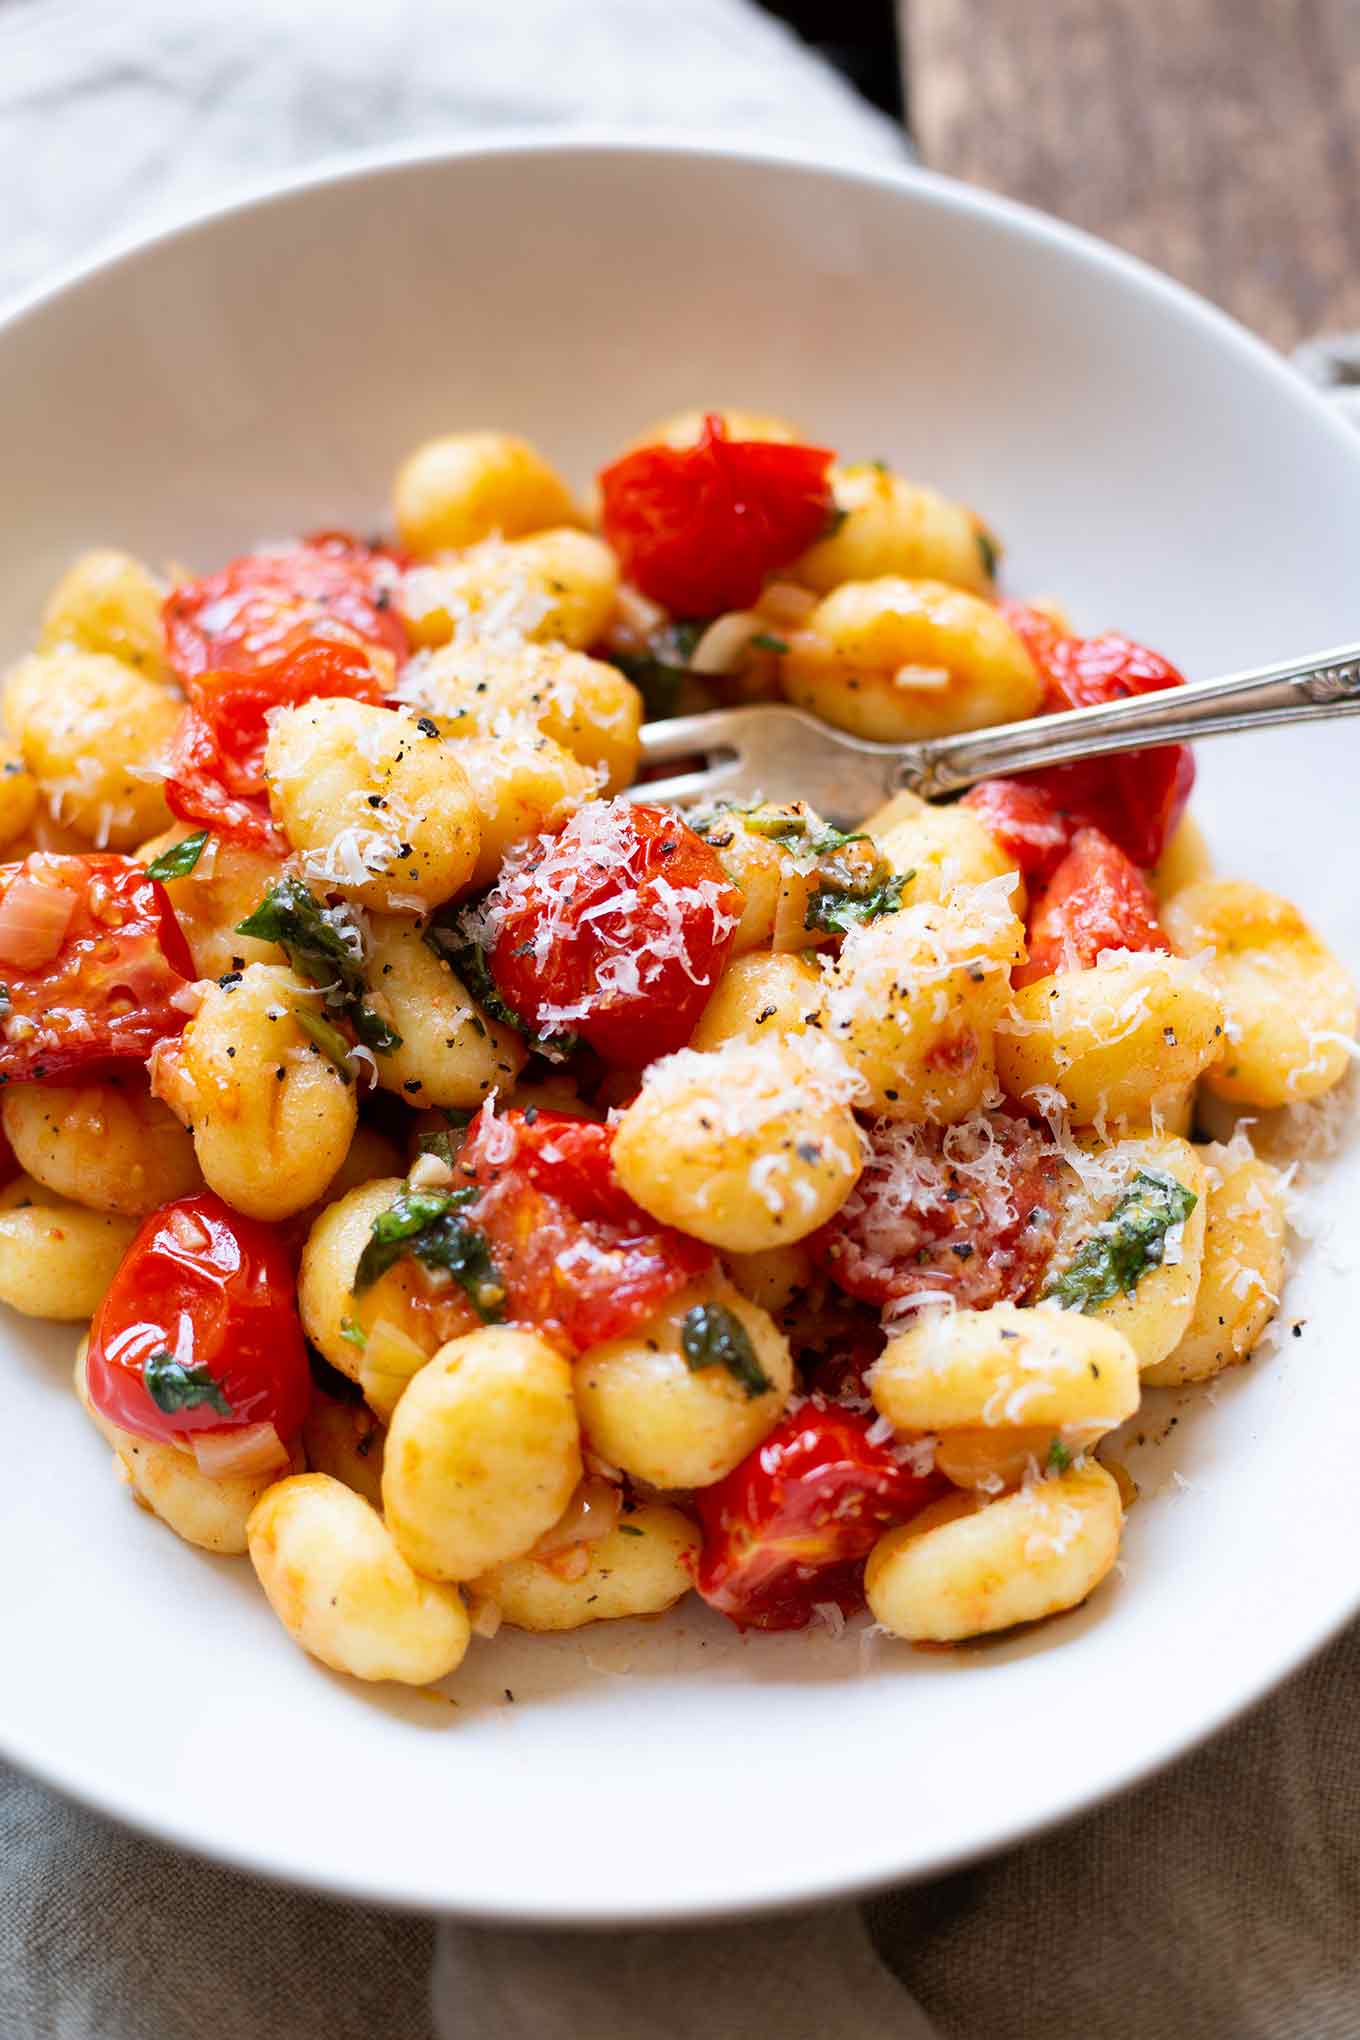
[[0, 409, 1347, 1689]]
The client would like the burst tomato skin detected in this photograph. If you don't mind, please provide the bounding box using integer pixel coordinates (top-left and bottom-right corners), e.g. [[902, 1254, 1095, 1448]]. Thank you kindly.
[[163, 637, 392, 852], [598, 415, 835, 615], [486, 801, 743, 1066], [0, 854, 194, 1084], [999, 603, 1195, 868], [962, 778, 1071, 884], [1018, 826, 1169, 986], [164, 533, 407, 684], [695, 1399, 945, 1631], [811, 1111, 1064, 1316], [86, 1192, 310, 1446], [458, 1105, 714, 1352]]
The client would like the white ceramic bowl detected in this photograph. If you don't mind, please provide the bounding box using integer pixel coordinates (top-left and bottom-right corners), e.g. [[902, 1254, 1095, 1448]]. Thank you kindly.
[[2, 137, 1358, 1925]]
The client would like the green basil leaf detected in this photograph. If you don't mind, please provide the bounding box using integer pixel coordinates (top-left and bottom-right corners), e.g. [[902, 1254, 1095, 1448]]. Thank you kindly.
[[804, 872, 906, 935], [976, 525, 1000, 581], [353, 1184, 502, 1320], [339, 1317, 367, 1350], [144, 1349, 232, 1418], [1042, 1168, 1198, 1314], [237, 877, 400, 1055], [425, 900, 579, 1062], [146, 830, 210, 881], [680, 1302, 772, 1400], [748, 631, 789, 654], [293, 1005, 355, 1080], [1046, 1437, 1072, 1474]]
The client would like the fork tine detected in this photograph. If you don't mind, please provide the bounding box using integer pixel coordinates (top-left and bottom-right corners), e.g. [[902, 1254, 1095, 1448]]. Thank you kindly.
[[635, 711, 749, 768]]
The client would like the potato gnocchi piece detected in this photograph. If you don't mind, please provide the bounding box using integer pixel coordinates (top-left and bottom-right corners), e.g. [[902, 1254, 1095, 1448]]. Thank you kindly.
[[153, 962, 357, 1221], [404, 638, 641, 791], [0, 741, 39, 849], [1163, 878, 1357, 1107], [1150, 813, 1213, 902], [688, 951, 823, 1052], [394, 431, 581, 555], [264, 698, 480, 913], [39, 548, 171, 681], [1041, 1134, 1209, 1373], [4, 647, 179, 847], [721, 1241, 814, 1316], [302, 1391, 387, 1511], [382, 1326, 582, 1582], [822, 880, 1024, 1121], [363, 915, 525, 1109], [574, 1280, 792, 1490], [298, 1177, 471, 1397], [472, 1503, 700, 1632], [866, 1460, 1123, 1643], [248, 1474, 470, 1685], [779, 577, 1041, 743], [873, 791, 1026, 914], [75, 1339, 300, 1554], [1144, 1147, 1288, 1385], [996, 952, 1224, 1129], [2, 1078, 200, 1216], [403, 531, 619, 654], [135, 831, 286, 978], [871, 1302, 1140, 1437], [610, 1036, 863, 1252], [451, 725, 596, 889], [795, 464, 994, 596], [0, 1178, 136, 1319]]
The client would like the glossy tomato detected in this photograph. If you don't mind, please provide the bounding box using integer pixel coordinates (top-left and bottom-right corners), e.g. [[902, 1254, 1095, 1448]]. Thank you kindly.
[[1000, 603, 1195, 868], [1018, 826, 1169, 986], [695, 1399, 945, 1631], [812, 1111, 1064, 1315], [0, 854, 193, 1084], [163, 637, 392, 852], [458, 1104, 714, 1352], [164, 533, 407, 683], [86, 1192, 310, 1446], [962, 778, 1071, 884], [598, 415, 835, 615], [485, 801, 743, 1065]]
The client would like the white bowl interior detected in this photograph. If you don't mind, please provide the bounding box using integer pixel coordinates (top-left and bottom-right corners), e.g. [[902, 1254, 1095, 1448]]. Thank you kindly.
[[2, 140, 1358, 1922]]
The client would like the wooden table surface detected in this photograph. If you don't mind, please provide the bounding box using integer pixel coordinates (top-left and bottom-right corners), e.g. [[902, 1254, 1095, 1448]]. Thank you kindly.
[[905, 0, 1360, 351]]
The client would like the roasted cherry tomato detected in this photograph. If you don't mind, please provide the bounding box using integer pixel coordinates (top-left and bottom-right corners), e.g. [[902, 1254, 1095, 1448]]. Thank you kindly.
[[458, 1105, 714, 1352], [486, 801, 743, 1065], [812, 1110, 1064, 1316], [86, 1192, 310, 1447], [163, 636, 392, 852], [598, 414, 835, 615], [962, 777, 1071, 884], [0, 853, 194, 1083], [695, 1398, 945, 1631], [1000, 603, 1195, 868], [1018, 826, 1169, 986], [164, 532, 407, 683]]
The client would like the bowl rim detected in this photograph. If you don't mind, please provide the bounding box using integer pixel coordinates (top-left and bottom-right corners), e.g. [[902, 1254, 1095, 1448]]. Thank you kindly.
[[3, 130, 1359, 1924]]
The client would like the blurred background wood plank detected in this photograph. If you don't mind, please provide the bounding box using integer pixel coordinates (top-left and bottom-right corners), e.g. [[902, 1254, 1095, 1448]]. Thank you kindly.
[[905, 0, 1360, 348]]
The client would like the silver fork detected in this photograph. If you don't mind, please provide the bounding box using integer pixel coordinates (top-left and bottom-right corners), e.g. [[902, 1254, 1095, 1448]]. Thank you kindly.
[[628, 639, 1360, 824]]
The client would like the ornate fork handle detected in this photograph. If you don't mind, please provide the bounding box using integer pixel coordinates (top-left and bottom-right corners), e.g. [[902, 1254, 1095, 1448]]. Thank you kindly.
[[897, 641, 1360, 799]]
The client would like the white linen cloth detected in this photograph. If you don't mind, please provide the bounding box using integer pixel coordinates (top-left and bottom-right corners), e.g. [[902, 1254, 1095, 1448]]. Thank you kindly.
[[2, 5, 1358, 2037]]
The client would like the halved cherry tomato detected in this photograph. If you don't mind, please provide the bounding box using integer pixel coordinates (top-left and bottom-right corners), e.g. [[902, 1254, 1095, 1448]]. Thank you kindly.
[[962, 778, 1071, 884], [164, 533, 407, 684], [163, 637, 392, 852], [695, 1398, 945, 1631], [598, 415, 835, 615], [1000, 603, 1195, 868], [0, 854, 194, 1084], [486, 801, 743, 1065], [1018, 826, 1169, 986], [458, 1105, 714, 1352], [812, 1110, 1064, 1315], [86, 1191, 310, 1446]]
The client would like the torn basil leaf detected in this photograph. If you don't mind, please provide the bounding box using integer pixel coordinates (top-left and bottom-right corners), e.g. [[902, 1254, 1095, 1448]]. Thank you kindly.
[[293, 1006, 355, 1080], [976, 525, 1001, 581], [1046, 1437, 1072, 1474], [804, 871, 906, 936], [610, 618, 714, 721], [236, 876, 400, 1055], [1042, 1167, 1198, 1315], [680, 1302, 772, 1400], [144, 1349, 232, 1418], [146, 830, 210, 881], [353, 1185, 503, 1321], [425, 901, 578, 1062]]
